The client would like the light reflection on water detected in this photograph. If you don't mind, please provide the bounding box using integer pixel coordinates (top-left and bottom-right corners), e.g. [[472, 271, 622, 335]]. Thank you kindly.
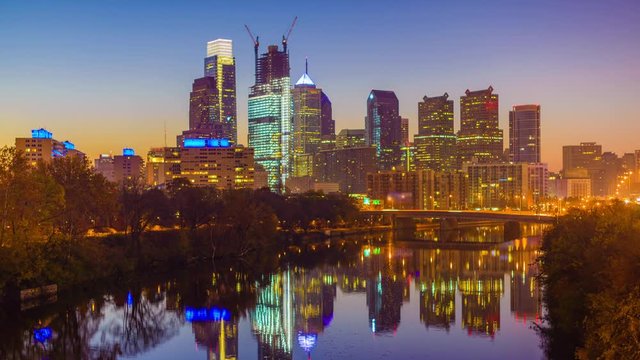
[[2, 225, 545, 360]]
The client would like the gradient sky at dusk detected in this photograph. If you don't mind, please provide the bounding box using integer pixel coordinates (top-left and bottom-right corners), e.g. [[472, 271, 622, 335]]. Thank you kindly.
[[1, 0, 638, 170]]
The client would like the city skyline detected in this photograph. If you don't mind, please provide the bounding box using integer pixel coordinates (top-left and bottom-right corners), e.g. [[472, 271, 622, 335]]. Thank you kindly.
[[1, 1, 639, 171]]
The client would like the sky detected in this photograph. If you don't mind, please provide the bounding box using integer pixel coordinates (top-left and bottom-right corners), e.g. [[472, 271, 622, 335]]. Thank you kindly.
[[1, 0, 639, 171]]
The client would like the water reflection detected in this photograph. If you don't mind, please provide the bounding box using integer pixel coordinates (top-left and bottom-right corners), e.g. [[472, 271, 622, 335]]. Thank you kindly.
[[0, 224, 545, 359]]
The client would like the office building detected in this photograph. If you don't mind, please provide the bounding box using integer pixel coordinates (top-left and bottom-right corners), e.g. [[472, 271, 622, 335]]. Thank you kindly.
[[16, 128, 85, 165], [94, 154, 115, 182], [417, 170, 467, 210], [179, 138, 254, 189], [203, 39, 237, 144], [509, 105, 541, 163], [463, 162, 530, 210], [321, 92, 335, 140], [400, 144, 415, 172], [367, 170, 419, 209], [291, 61, 329, 177], [248, 44, 292, 191], [146, 147, 181, 187], [314, 146, 377, 193], [336, 129, 366, 149], [457, 87, 503, 164], [401, 117, 409, 146], [528, 163, 548, 206], [366, 90, 402, 170], [113, 148, 144, 183], [414, 93, 457, 172], [554, 178, 592, 199], [562, 142, 604, 197]]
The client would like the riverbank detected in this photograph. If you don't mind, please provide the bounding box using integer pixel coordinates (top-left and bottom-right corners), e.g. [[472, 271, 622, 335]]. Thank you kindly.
[[0, 224, 382, 306]]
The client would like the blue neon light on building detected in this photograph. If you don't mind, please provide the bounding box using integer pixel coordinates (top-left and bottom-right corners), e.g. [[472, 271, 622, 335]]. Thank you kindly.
[[31, 128, 52, 139], [123, 148, 135, 156], [184, 306, 231, 322], [183, 138, 231, 149], [63, 141, 75, 150]]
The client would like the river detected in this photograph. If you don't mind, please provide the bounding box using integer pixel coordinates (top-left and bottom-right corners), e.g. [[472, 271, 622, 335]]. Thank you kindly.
[[1, 224, 546, 359]]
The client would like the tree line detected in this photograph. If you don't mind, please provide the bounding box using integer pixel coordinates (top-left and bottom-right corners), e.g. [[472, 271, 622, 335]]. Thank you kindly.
[[539, 201, 640, 359], [0, 146, 360, 292]]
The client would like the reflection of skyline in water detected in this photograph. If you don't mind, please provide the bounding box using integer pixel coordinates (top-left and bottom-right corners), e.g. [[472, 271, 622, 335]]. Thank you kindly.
[[2, 225, 545, 359]]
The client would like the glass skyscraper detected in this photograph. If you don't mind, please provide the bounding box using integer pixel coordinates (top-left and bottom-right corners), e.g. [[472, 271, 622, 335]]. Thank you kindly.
[[457, 86, 503, 164], [203, 39, 237, 144], [292, 67, 322, 177], [291, 61, 334, 177], [414, 93, 457, 172], [320, 92, 335, 139], [509, 104, 541, 163], [248, 45, 292, 191], [188, 76, 221, 133], [366, 90, 402, 170]]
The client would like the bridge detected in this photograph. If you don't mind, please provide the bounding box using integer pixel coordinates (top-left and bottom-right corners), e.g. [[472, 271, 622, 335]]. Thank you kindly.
[[361, 209, 556, 224], [361, 209, 556, 241]]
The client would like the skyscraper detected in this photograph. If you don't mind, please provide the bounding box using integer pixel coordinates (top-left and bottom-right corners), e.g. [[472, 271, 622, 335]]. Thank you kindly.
[[562, 142, 605, 196], [457, 86, 503, 164], [366, 90, 402, 170], [509, 105, 541, 163], [400, 117, 409, 146], [203, 39, 237, 144], [291, 61, 322, 177], [248, 44, 292, 191], [320, 92, 335, 138], [414, 93, 457, 172], [188, 77, 221, 134], [336, 129, 366, 149]]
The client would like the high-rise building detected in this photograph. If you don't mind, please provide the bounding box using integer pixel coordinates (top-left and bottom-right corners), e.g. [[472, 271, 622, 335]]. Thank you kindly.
[[204, 39, 237, 144], [400, 117, 409, 146], [314, 146, 377, 193], [528, 163, 548, 206], [94, 154, 115, 182], [367, 170, 419, 209], [321, 92, 335, 138], [179, 138, 254, 189], [463, 162, 531, 210], [457, 87, 503, 164], [366, 90, 402, 170], [146, 147, 181, 187], [188, 77, 221, 134], [562, 142, 604, 197], [509, 105, 541, 163], [336, 129, 366, 149], [417, 170, 467, 210], [400, 144, 415, 172], [113, 148, 144, 183], [16, 128, 85, 166], [414, 93, 457, 172], [248, 44, 292, 191], [291, 61, 322, 177]]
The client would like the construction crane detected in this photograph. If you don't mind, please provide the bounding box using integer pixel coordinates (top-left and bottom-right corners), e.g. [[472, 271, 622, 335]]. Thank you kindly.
[[244, 24, 259, 82], [282, 16, 297, 53]]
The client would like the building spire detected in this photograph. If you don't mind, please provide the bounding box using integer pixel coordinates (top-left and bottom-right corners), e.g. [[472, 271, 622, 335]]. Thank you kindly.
[[295, 58, 315, 87]]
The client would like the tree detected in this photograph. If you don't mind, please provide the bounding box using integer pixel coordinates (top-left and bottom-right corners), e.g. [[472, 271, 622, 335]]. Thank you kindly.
[[0, 147, 64, 246], [44, 156, 117, 239], [169, 179, 219, 232], [214, 189, 278, 256], [540, 202, 640, 359], [119, 182, 170, 260]]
